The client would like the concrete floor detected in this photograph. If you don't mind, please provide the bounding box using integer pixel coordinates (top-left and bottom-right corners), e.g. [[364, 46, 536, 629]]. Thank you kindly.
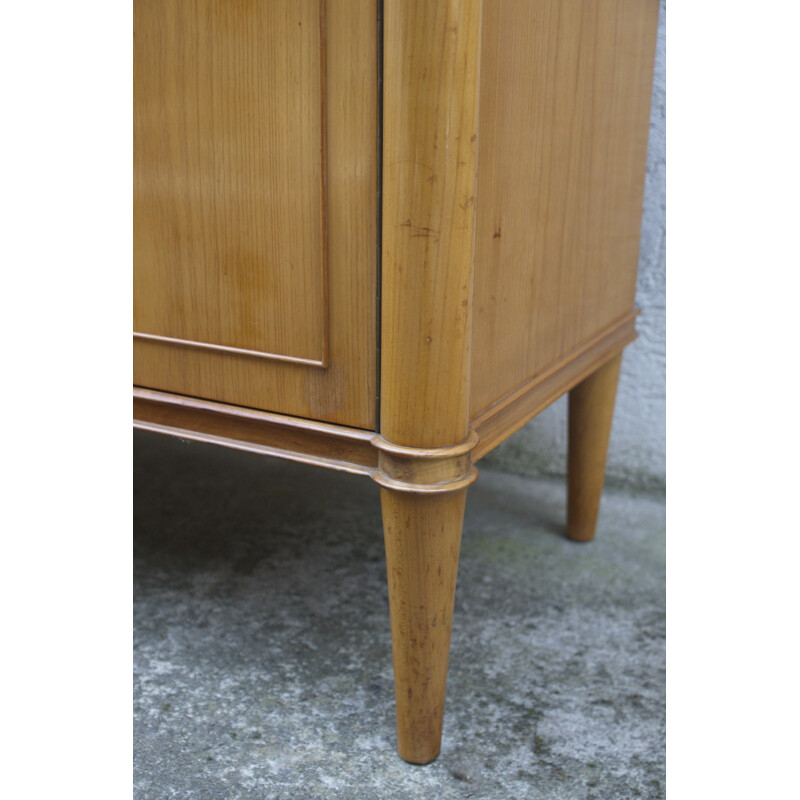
[[134, 431, 665, 799]]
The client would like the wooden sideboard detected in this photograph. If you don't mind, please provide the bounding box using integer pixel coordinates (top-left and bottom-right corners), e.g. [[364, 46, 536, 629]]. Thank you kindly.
[[133, 0, 659, 764]]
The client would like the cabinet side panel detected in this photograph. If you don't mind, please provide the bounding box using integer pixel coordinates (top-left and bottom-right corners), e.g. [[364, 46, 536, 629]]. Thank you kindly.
[[470, 0, 659, 417], [133, 0, 377, 429]]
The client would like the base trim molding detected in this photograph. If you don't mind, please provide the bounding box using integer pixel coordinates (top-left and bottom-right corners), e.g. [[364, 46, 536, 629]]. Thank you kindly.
[[134, 314, 636, 480], [470, 312, 638, 461], [133, 389, 376, 476], [370, 431, 479, 494]]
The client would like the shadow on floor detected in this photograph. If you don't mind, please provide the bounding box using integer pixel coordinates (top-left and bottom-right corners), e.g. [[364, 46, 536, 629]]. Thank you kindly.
[[134, 430, 665, 800]]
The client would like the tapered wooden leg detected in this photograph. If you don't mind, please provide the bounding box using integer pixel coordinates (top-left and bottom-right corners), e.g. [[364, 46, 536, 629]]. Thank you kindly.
[[380, 487, 466, 764], [567, 353, 623, 542]]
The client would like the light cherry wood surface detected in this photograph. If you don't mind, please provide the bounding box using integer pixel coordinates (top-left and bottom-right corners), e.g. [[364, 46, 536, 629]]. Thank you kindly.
[[378, 0, 482, 762], [134, 0, 378, 429], [134, 0, 660, 767], [134, 0, 328, 364], [133, 387, 377, 476], [380, 488, 467, 764], [470, 0, 659, 418], [567, 352, 623, 543], [471, 312, 636, 461], [380, 0, 481, 449]]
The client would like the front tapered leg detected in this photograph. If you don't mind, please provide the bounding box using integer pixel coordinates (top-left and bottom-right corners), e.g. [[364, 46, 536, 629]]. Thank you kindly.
[[567, 353, 623, 542], [380, 487, 466, 764]]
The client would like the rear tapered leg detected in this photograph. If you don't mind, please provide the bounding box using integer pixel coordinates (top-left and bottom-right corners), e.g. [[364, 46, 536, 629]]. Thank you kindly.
[[567, 353, 623, 542], [379, 487, 466, 764]]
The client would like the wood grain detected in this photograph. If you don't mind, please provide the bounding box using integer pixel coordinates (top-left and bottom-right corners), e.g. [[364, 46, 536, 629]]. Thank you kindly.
[[567, 353, 623, 542], [134, 0, 377, 428], [372, 430, 479, 494], [378, 0, 482, 763], [132, 0, 660, 766], [471, 312, 636, 461], [380, 487, 466, 764], [380, 0, 482, 448], [470, 0, 659, 418], [133, 388, 377, 475], [134, 0, 328, 363]]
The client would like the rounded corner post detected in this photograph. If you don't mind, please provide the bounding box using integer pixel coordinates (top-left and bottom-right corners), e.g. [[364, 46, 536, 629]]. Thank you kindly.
[[378, 0, 483, 763]]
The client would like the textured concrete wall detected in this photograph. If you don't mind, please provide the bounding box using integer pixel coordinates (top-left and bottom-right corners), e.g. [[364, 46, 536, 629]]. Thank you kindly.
[[482, 1, 666, 494]]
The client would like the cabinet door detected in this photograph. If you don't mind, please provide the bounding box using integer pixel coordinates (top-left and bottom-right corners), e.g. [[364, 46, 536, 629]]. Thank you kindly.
[[134, 0, 377, 429]]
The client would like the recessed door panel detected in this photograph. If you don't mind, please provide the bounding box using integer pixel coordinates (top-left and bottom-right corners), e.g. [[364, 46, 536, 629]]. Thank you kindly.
[[134, 0, 328, 364]]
